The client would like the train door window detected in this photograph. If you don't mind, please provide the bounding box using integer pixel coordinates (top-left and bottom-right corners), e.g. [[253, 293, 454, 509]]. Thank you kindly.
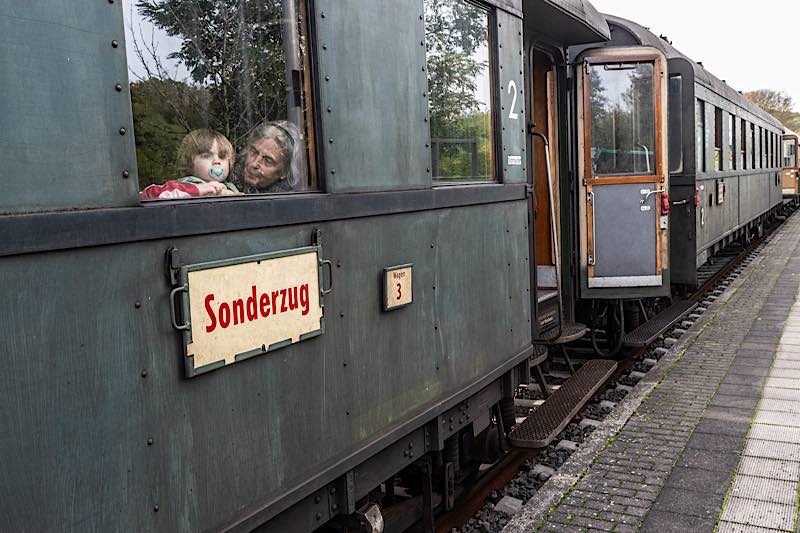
[[696, 99, 706, 173], [589, 62, 656, 176], [728, 113, 736, 170], [751, 124, 756, 169], [668, 76, 683, 174], [122, 0, 315, 200], [713, 107, 722, 171], [785, 138, 797, 168], [425, 0, 494, 183], [741, 119, 747, 170]]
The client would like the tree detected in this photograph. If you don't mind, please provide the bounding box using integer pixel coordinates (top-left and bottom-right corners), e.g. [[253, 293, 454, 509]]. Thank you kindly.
[[135, 0, 291, 149], [744, 89, 800, 132]]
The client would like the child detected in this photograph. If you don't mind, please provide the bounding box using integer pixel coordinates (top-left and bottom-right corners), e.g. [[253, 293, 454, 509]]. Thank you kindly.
[[140, 129, 241, 200]]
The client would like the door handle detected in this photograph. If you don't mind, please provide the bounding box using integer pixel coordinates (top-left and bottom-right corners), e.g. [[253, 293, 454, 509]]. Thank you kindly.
[[587, 191, 596, 266], [640, 187, 666, 204]]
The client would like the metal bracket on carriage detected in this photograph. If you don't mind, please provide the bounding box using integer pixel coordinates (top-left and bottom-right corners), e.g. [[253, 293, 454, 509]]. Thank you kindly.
[[312, 228, 334, 296], [165, 245, 181, 285]]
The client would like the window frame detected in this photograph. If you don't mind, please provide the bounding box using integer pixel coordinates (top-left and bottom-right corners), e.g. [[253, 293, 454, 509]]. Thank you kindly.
[[129, 0, 319, 203]]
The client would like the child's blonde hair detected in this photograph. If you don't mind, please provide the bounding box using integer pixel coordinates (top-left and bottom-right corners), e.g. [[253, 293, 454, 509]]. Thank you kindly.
[[176, 129, 234, 177]]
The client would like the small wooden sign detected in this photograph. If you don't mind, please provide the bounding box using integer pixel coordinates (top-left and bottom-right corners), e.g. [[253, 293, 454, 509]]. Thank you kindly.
[[383, 264, 413, 311]]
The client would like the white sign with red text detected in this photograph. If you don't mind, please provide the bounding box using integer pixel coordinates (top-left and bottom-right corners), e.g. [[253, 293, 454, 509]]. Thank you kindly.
[[384, 265, 413, 311], [184, 250, 323, 372]]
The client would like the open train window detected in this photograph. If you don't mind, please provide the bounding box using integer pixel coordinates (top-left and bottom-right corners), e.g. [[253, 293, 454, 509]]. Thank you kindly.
[[668, 75, 683, 174], [122, 0, 315, 200], [425, 0, 494, 183]]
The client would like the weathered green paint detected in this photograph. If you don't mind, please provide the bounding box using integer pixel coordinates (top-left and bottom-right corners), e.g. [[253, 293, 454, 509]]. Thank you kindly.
[[315, 0, 431, 192], [0, 201, 530, 531], [497, 11, 527, 184], [0, 3, 138, 214]]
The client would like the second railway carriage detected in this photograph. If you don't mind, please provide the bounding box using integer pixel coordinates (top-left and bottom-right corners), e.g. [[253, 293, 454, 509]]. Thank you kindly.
[[783, 130, 800, 203], [583, 17, 785, 291]]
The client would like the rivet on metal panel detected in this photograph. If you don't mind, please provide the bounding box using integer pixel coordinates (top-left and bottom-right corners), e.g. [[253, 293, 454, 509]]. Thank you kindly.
[[343, 361, 347, 367], [135, 301, 141, 308], [420, 41, 424, 46], [426, 168, 430, 173], [111, 40, 119, 48], [147, 437, 153, 445], [119, 127, 127, 135], [339, 312, 344, 318], [408, 442, 413, 449], [346, 411, 350, 416], [320, 11, 325, 18], [430, 244, 434, 248], [432, 285, 436, 291], [322, 43, 327, 50], [326, 107, 331, 113], [122, 170, 130, 179], [115, 83, 123, 92], [314, 495, 321, 504], [330, 487, 336, 495], [329, 138, 333, 144], [424, 117, 428, 123], [315, 513, 322, 521], [499, 44, 502, 48], [108, 0, 114, 3], [325, 76, 330, 82], [422, 67, 425, 72], [330, 169, 335, 175], [153, 505, 159, 512], [141, 369, 148, 378]]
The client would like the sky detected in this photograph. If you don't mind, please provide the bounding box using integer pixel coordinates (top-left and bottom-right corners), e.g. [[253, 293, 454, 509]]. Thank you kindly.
[[589, 0, 800, 111]]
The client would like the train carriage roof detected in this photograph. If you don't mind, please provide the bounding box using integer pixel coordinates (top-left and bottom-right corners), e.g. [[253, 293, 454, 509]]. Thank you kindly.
[[604, 15, 784, 130], [525, 0, 611, 45]]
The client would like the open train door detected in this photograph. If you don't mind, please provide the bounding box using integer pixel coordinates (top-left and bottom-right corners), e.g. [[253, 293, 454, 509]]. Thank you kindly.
[[577, 47, 670, 299]]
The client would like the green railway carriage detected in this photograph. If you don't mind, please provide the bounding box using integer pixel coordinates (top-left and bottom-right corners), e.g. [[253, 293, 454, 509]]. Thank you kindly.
[[0, 1, 611, 531]]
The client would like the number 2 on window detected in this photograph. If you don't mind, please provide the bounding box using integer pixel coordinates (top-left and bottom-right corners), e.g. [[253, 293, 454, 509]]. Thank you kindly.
[[508, 80, 519, 120]]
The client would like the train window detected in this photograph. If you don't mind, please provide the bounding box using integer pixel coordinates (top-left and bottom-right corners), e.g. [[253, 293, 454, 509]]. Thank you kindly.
[[751, 123, 756, 169], [425, 0, 494, 182], [785, 139, 797, 168], [589, 62, 655, 176], [713, 107, 722, 171], [668, 76, 683, 174], [122, 0, 315, 200], [741, 119, 747, 170], [759, 127, 764, 168], [728, 113, 736, 170], [696, 99, 706, 173]]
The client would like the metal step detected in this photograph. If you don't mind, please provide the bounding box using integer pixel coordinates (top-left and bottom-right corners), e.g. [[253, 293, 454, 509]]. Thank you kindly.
[[622, 300, 697, 348], [507, 359, 617, 449]]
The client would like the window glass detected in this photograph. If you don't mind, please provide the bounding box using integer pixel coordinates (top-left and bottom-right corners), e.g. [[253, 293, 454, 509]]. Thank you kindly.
[[713, 107, 722, 171], [123, 0, 314, 200], [740, 119, 747, 170], [696, 99, 705, 173], [728, 113, 735, 170], [425, 0, 493, 182], [668, 76, 682, 174], [751, 124, 756, 169], [784, 139, 797, 168], [589, 62, 655, 176]]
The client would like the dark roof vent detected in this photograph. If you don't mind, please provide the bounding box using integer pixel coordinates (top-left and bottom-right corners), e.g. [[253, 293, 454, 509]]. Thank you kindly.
[[697, 61, 704, 67], [659, 34, 672, 44]]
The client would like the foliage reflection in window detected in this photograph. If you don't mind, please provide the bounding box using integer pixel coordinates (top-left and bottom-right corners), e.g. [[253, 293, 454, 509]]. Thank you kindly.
[[123, 0, 313, 200], [589, 62, 655, 176], [425, 0, 493, 182]]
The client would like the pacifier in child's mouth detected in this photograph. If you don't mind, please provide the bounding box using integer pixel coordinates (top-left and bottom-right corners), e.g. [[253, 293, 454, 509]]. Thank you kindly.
[[209, 166, 225, 179]]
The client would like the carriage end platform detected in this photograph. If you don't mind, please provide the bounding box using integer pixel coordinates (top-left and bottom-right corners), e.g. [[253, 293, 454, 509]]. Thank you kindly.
[[503, 211, 800, 533]]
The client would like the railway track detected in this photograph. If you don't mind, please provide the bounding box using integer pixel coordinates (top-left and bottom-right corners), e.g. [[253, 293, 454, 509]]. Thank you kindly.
[[435, 209, 793, 533]]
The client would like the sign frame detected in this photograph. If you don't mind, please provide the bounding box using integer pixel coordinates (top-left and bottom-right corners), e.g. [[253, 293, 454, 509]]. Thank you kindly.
[[175, 246, 326, 377], [382, 263, 414, 311]]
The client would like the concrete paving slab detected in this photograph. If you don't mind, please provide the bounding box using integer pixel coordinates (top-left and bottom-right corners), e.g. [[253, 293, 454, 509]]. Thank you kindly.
[[743, 439, 800, 461], [758, 398, 800, 413], [761, 387, 800, 401], [768, 367, 800, 379], [729, 474, 798, 505], [754, 409, 800, 427], [737, 456, 800, 482], [748, 423, 800, 444], [717, 521, 793, 533], [640, 510, 716, 533], [719, 496, 795, 531], [651, 486, 724, 519], [772, 358, 800, 369], [664, 466, 731, 494], [764, 376, 800, 389]]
